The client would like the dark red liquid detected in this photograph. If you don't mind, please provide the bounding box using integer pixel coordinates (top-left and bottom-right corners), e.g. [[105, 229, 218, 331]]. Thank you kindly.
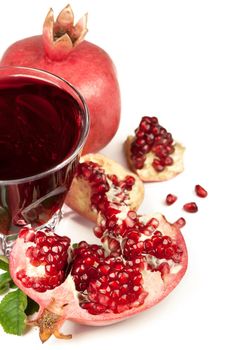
[[0, 76, 84, 234]]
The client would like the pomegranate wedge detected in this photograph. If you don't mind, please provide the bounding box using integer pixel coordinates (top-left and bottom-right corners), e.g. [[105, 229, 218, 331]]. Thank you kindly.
[[65, 154, 144, 222], [124, 116, 185, 182]]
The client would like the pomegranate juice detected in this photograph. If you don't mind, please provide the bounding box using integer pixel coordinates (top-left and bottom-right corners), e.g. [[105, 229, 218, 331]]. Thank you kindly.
[[0, 75, 83, 234]]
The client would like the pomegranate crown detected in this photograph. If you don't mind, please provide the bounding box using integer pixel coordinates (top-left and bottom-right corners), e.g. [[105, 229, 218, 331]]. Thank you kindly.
[[43, 4, 88, 60]]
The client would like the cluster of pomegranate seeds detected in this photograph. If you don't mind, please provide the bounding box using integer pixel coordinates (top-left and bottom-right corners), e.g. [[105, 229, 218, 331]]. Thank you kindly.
[[71, 241, 147, 315], [165, 194, 177, 205], [95, 208, 159, 240], [130, 116, 175, 171], [123, 229, 183, 264], [96, 205, 183, 274], [16, 227, 71, 292], [195, 184, 208, 198], [76, 161, 135, 214], [144, 231, 182, 262], [71, 241, 105, 292]]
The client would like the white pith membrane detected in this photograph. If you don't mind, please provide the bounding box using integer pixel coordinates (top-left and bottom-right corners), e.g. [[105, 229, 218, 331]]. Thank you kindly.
[[65, 153, 144, 221], [125, 136, 185, 182]]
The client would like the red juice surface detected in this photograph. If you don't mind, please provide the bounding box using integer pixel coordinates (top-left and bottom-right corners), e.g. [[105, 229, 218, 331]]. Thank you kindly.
[[0, 76, 83, 234], [0, 76, 81, 180]]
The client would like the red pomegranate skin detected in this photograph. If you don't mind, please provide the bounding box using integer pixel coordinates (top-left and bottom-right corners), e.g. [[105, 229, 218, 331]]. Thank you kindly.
[[1, 36, 121, 154]]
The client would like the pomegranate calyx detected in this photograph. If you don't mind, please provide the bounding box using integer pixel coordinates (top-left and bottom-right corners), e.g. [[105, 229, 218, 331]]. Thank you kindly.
[[43, 5, 88, 60], [56, 4, 74, 27], [28, 308, 71, 343]]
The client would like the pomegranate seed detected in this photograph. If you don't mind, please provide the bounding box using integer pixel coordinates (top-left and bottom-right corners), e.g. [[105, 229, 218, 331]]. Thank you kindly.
[[134, 156, 146, 169], [124, 175, 135, 188], [148, 217, 159, 229], [163, 156, 174, 166], [165, 193, 177, 205], [183, 202, 198, 213], [174, 217, 186, 228], [195, 184, 208, 198], [152, 159, 165, 172], [157, 262, 170, 278], [81, 302, 107, 315]]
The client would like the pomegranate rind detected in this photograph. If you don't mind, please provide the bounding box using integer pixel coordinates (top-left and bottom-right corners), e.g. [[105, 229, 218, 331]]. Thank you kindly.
[[124, 136, 185, 182], [65, 153, 144, 222]]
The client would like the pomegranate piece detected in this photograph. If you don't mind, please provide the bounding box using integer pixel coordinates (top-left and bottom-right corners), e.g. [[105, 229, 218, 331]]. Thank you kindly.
[[165, 194, 178, 205], [1, 5, 121, 154], [9, 210, 187, 342], [183, 202, 198, 213], [65, 153, 144, 222], [195, 184, 208, 198], [124, 116, 185, 182]]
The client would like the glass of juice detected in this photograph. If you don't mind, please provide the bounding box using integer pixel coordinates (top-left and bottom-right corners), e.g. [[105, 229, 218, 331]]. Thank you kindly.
[[0, 66, 89, 255]]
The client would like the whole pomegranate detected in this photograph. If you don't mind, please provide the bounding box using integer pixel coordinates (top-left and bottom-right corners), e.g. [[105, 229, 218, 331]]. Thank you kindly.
[[9, 203, 188, 342], [1, 5, 121, 154]]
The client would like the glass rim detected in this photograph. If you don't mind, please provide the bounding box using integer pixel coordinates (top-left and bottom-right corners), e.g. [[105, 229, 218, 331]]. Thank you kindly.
[[0, 65, 90, 185]]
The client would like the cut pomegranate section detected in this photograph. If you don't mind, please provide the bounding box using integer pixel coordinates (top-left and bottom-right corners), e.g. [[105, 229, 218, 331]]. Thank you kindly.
[[65, 154, 144, 222], [124, 116, 185, 182], [9, 209, 187, 342]]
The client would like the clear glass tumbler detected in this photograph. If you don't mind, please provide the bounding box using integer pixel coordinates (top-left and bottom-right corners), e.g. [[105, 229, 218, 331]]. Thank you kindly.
[[0, 66, 89, 256]]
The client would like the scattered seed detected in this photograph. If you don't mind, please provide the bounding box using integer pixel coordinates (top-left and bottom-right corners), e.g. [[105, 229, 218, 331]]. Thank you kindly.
[[183, 202, 198, 213], [165, 194, 177, 205], [195, 184, 208, 198]]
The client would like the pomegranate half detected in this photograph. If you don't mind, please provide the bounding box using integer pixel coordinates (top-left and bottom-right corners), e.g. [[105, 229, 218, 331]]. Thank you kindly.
[[9, 204, 188, 342], [1, 5, 121, 154]]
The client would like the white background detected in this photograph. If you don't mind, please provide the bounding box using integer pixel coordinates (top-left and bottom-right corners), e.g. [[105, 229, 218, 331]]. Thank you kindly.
[[0, 0, 224, 349]]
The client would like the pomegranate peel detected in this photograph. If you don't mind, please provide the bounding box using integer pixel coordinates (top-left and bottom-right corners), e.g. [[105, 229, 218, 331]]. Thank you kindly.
[[9, 211, 187, 341], [125, 135, 185, 182], [65, 154, 144, 222]]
